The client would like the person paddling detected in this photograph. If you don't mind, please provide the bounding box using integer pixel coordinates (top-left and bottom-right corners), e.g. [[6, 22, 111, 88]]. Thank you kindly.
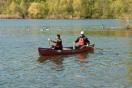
[[49, 34, 63, 50], [74, 31, 90, 49]]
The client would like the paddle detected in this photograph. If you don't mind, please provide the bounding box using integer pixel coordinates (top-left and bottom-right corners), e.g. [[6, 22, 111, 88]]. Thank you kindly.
[[95, 48, 103, 51], [48, 38, 51, 47], [73, 42, 76, 49]]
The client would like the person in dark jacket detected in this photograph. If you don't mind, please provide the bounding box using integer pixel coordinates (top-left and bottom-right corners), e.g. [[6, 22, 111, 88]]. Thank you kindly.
[[50, 34, 63, 50], [74, 31, 90, 49]]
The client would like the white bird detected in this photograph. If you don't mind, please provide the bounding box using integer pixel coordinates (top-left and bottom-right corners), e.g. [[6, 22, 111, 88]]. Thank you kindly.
[[40, 29, 44, 32], [45, 28, 49, 31]]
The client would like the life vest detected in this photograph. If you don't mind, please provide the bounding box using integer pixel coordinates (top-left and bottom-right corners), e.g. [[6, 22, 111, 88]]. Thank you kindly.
[[54, 39, 62, 48], [55, 43, 61, 48], [78, 38, 85, 45]]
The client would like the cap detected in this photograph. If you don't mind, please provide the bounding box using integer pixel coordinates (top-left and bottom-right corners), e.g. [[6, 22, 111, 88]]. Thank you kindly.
[[80, 31, 84, 34]]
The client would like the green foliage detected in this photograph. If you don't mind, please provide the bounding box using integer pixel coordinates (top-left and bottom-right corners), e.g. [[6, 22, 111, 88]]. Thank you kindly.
[[28, 2, 48, 18], [0, 0, 132, 19], [19, 0, 28, 18], [7, 0, 21, 15], [72, 0, 81, 17]]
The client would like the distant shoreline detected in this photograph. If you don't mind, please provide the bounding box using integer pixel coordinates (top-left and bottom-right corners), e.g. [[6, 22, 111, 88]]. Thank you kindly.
[[0, 14, 115, 19], [0, 15, 23, 19]]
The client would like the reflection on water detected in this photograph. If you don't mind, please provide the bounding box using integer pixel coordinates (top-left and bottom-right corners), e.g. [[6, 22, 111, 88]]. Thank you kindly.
[[76, 52, 89, 63], [76, 52, 90, 80], [37, 52, 89, 71], [37, 56, 64, 71], [87, 30, 132, 37], [127, 39, 132, 83], [127, 61, 132, 82], [127, 38, 132, 83]]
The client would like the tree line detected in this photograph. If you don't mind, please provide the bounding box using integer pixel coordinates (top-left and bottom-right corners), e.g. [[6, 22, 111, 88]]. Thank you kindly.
[[0, 0, 132, 19]]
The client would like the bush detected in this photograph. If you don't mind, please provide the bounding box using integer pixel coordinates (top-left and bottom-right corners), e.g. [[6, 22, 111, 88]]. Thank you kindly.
[[7, 0, 21, 16], [28, 2, 48, 18]]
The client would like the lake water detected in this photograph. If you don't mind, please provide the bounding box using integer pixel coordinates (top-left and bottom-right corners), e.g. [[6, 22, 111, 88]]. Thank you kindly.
[[0, 19, 132, 88]]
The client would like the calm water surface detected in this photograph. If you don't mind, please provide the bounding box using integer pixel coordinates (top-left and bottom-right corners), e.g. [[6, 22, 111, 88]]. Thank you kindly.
[[0, 19, 132, 88]]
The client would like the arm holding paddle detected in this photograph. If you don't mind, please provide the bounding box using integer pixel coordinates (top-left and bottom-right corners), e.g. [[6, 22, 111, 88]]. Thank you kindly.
[[48, 34, 63, 50], [48, 38, 57, 47], [48, 38, 51, 47]]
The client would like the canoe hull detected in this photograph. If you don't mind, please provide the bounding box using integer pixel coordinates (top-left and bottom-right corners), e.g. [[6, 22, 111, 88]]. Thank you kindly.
[[38, 45, 94, 56]]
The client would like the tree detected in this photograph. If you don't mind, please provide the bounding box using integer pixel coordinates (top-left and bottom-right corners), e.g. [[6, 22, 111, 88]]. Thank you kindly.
[[28, 2, 48, 18], [1, 0, 132, 19], [20, 0, 28, 18], [81, 0, 93, 18], [111, 0, 125, 18], [7, 0, 21, 15], [72, 0, 81, 18], [102, 0, 113, 18]]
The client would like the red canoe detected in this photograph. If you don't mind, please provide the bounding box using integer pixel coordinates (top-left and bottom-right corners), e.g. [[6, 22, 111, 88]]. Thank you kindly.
[[38, 44, 94, 56]]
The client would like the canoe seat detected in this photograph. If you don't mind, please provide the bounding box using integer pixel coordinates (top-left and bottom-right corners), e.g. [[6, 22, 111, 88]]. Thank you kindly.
[[63, 47, 73, 50]]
